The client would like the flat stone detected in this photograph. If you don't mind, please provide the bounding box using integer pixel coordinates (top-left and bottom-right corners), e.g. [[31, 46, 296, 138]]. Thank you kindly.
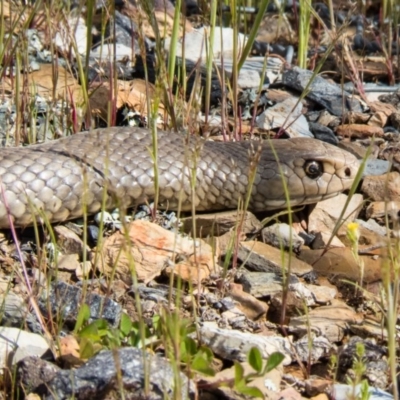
[[308, 193, 363, 249], [199, 322, 292, 365], [262, 223, 304, 252], [361, 172, 400, 201], [289, 300, 362, 342], [282, 67, 363, 116], [165, 27, 248, 62], [39, 281, 122, 328], [368, 111, 388, 128], [238, 241, 313, 276], [40, 348, 196, 399], [229, 283, 269, 320], [299, 248, 383, 283], [366, 201, 400, 220], [332, 384, 393, 400], [17, 356, 60, 394], [237, 269, 299, 298], [336, 124, 385, 138], [182, 210, 262, 237], [96, 220, 218, 284], [256, 96, 312, 137], [0, 327, 51, 368], [294, 335, 332, 363], [57, 253, 80, 271], [54, 225, 89, 256], [364, 159, 391, 176]]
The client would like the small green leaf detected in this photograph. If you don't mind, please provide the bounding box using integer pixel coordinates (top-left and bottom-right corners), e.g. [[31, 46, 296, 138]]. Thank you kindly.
[[120, 313, 133, 337], [234, 362, 244, 385], [79, 337, 95, 359], [74, 304, 90, 333], [264, 352, 285, 373], [191, 351, 215, 376], [248, 347, 263, 373], [236, 382, 265, 399]]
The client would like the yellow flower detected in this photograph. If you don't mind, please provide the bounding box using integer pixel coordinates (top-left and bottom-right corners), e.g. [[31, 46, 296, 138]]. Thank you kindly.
[[347, 222, 360, 244]]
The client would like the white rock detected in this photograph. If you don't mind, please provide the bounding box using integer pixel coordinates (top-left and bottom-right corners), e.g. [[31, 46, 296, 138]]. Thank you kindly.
[[256, 97, 312, 137], [165, 27, 248, 62], [0, 327, 51, 368], [54, 17, 87, 56], [332, 384, 393, 400], [262, 223, 304, 252], [199, 322, 292, 365], [91, 43, 135, 61]]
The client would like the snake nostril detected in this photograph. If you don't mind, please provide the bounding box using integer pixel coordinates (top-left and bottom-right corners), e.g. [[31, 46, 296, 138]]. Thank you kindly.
[[344, 167, 352, 177]]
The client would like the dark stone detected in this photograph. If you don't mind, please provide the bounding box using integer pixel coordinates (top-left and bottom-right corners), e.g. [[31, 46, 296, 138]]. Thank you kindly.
[[309, 122, 338, 145], [38, 348, 196, 400], [39, 281, 122, 329], [17, 356, 60, 395], [282, 67, 363, 116]]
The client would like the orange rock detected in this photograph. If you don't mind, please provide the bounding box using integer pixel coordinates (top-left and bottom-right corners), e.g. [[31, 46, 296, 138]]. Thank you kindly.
[[336, 124, 384, 138]]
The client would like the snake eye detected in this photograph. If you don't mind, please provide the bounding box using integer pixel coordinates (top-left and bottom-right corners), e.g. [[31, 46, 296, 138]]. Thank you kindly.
[[304, 160, 323, 179]]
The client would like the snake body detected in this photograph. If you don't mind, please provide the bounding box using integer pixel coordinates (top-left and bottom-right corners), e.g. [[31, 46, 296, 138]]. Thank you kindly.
[[0, 126, 359, 228]]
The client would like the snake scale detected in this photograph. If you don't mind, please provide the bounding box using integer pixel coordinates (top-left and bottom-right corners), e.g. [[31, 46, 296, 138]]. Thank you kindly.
[[0, 126, 360, 228]]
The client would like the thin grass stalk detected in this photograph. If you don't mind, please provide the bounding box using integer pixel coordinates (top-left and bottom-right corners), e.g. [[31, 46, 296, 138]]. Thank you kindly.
[[167, 0, 181, 90], [383, 175, 399, 400], [204, 0, 217, 123], [298, 0, 311, 68], [84, 0, 94, 94], [230, 0, 239, 136], [237, 0, 270, 71]]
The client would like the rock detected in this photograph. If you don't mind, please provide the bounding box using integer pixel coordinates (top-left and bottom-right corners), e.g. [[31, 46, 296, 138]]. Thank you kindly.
[[361, 172, 400, 201], [37, 348, 196, 399], [288, 300, 362, 342], [256, 97, 312, 137], [365, 201, 400, 220], [181, 210, 262, 237], [337, 336, 388, 389], [17, 356, 60, 395], [299, 247, 383, 283], [95, 220, 219, 284], [305, 283, 337, 304], [165, 26, 248, 62], [262, 223, 305, 252], [331, 384, 393, 400], [363, 159, 391, 176], [282, 67, 363, 116], [294, 335, 332, 363], [309, 122, 338, 145], [55, 17, 87, 55], [390, 111, 400, 130], [336, 124, 385, 138], [229, 283, 269, 320], [56, 253, 80, 272], [39, 281, 122, 328], [238, 241, 313, 276], [237, 270, 299, 298], [305, 378, 331, 397], [308, 193, 363, 249], [199, 322, 292, 365], [0, 327, 51, 368], [54, 225, 89, 256], [368, 111, 388, 128], [0, 291, 28, 326]]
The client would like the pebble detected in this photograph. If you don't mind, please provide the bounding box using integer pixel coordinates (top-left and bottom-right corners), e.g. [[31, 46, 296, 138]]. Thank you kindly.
[[262, 223, 305, 252], [238, 241, 313, 276], [256, 96, 313, 137]]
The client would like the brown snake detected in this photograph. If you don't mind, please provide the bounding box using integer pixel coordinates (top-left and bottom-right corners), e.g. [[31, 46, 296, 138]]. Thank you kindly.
[[0, 126, 360, 228]]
